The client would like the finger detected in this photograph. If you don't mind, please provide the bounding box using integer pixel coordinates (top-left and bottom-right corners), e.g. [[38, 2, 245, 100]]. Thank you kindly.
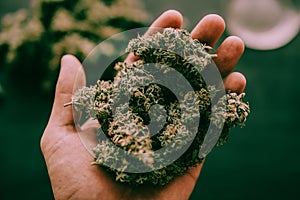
[[48, 55, 86, 127], [125, 10, 183, 63], [191, 14, 225, 47], [214, 36, 245, 77], [224, 72, 246, 94], [144, 9, 183, 36]]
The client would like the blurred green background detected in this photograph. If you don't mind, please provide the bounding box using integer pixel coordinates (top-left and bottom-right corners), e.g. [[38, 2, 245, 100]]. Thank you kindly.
[[1, 0, 300, 199]]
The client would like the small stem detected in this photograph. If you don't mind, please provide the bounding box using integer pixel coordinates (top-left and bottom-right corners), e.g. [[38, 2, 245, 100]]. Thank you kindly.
[[64, 102, 73, 107]]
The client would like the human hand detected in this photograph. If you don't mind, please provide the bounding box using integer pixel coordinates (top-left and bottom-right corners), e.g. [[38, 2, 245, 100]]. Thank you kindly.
[[41, 10, 246, 200]]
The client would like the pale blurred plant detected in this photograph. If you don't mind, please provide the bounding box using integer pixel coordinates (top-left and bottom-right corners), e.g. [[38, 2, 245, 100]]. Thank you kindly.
[[0, 0, 151, 96], [69, 28, 250, 185]]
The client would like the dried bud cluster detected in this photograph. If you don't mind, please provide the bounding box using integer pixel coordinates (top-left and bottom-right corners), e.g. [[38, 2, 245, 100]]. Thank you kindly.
[[71, 28, 250, 185]]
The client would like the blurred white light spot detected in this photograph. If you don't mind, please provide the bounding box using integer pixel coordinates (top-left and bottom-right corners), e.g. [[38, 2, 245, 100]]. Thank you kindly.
[[225, 0, 300, 50]]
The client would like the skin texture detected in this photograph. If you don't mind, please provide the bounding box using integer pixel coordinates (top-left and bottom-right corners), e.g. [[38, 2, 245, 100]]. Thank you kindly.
[[40, 10, 246, 200]]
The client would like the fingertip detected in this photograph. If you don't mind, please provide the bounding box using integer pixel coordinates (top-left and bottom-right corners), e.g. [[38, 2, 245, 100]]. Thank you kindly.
[[61, 54, 75, 60], [150, 9, 183, 30], [58, 54, 85, 90], [215, 36, 245, 76], [202, 14, 226, 30], [224, 72, 246, 94], [61, 54, 82, 70], [226, 36, 245, 54], [191, 14, 225, 46], [162, 9, 183, 27]]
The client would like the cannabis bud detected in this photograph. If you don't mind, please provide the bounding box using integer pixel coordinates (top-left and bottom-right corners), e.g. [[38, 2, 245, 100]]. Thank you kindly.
[[68, 28, 250, 185]]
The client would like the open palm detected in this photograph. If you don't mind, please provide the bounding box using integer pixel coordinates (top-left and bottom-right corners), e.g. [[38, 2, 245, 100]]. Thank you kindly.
[[41, 10, 246, 200]]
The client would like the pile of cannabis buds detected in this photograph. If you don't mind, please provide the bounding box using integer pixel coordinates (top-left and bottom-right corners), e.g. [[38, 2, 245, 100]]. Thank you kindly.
[[69, 28, 250, 186]]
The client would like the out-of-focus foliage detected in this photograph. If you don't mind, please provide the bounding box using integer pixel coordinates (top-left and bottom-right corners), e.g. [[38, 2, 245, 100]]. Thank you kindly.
[[0, 0, 151, 96]]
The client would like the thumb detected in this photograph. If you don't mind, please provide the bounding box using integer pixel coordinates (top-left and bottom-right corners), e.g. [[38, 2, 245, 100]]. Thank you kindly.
[[48, 55, 86, 127]]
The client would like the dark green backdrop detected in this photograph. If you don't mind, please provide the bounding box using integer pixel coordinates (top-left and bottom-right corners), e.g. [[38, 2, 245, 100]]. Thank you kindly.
[[1, 1, 299, 199]]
